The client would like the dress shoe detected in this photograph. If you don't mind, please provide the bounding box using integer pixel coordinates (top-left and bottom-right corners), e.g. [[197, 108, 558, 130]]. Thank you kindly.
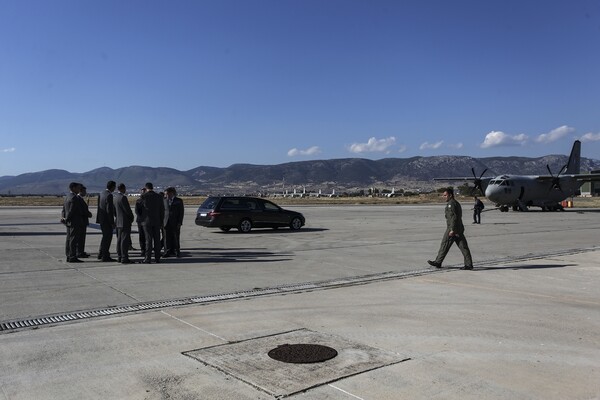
[[102, 257, 117, 262], [120, 259, 133, 264], [460, 266, 474, 270], [67, 258, 83, 263], [77, 253, 90, 258], [427, 260, 442, 268], [162, 253, 172, 258]]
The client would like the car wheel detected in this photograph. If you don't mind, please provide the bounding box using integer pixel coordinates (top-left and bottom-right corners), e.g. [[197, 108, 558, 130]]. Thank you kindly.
[[290, 217, 303, 230], [220, 227, 231, 232], [238, 219, 252, 233]]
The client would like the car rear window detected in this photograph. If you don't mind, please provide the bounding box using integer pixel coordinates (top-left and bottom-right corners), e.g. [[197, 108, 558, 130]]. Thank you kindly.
[[200, 197, 220, 209]]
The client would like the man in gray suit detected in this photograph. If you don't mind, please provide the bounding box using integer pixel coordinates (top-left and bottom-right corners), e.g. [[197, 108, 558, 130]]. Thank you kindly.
[[97, 180, 116, 262], [138, 182, 165, 264], [63, 182, 87, 263], [114, 183, 134, 264]]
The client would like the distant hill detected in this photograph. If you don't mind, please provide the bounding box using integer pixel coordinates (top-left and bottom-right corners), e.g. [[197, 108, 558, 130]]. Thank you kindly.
[[1, 154, 600, 195]]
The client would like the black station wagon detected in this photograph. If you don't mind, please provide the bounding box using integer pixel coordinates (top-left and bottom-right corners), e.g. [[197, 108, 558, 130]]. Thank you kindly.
[[195, 196, 305, 233]]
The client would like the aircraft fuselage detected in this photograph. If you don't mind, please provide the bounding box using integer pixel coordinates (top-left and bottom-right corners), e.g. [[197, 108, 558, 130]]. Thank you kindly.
[[484, 175, 582, 210]]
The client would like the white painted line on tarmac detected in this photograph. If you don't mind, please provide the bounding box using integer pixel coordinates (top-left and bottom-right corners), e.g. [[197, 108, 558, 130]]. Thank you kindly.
[[74, 267, 141, 302], [329, 384, 365, 399], [1, 385, 10, 400], [160, 310, 228, 342]]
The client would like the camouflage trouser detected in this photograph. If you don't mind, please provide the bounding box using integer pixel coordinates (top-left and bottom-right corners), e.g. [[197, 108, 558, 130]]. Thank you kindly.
[[435, 230, 473, 267]]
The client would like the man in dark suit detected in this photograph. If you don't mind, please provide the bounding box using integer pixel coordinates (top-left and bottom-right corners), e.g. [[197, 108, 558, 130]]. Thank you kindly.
[[135, 187, 147, 259], [138, 182, 165, 264], [76, 184, 92, 258], [114, 183, 134, 264], [163, 187, 184, 257], [63, 182, 86, 263], [97, 180, 116, 262]]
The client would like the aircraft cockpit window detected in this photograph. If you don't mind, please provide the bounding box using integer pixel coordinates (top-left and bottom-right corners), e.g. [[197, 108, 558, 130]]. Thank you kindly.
[[490, 180, 496, 185], [499, 180, 507, 186]]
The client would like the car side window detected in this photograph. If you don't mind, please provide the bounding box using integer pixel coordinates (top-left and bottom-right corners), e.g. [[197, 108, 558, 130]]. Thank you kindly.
[[263, 201, 279, 211], [245, 200, 257, 210], [221, 200, 238, 209]]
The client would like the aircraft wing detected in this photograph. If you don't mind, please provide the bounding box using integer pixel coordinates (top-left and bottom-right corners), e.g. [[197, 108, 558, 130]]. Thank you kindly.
[[432, 177, 492, 182], [573, 173, 600, 182], [533, 175, 561, 182], [533, 174, 600, 182]]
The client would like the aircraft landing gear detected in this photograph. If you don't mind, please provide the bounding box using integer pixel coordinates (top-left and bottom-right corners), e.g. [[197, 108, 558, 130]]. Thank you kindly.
[[542, 203, 565, 211]]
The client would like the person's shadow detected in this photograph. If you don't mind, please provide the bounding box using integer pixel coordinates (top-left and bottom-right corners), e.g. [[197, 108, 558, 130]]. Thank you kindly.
[[153, 248, 294, 264], [467, 264, 573, 271]]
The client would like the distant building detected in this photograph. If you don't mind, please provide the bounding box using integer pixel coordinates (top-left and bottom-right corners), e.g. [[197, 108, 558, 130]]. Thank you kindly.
[[580, 170, 600, 197]]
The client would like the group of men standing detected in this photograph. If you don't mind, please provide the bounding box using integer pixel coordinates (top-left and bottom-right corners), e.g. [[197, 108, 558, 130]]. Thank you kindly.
[[63, 181, 184, 264]]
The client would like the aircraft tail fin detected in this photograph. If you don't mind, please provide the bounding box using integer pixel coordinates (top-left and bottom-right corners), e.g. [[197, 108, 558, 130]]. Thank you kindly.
[[565, 140, 581, 175]]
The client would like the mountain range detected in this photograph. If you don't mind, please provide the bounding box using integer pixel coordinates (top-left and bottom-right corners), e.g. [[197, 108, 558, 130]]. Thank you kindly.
[[1, 154, 600, 195]]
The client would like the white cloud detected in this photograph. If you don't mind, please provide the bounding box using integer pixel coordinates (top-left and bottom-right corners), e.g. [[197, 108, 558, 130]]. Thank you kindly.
[[579, 132, 600, 142], [397, 145, 407, 153], [535, 125, 574, 144], [480, 131, 528, 148], [287, 146, 321, 157], [419, 141, 444, 150], [349, 136, 396, 153], [2, 147, 15, 153], [448, 142, 463, 149]]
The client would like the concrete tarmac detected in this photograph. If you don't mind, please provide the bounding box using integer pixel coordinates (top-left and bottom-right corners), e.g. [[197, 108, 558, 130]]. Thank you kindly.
[[0, 204, 599, 399]]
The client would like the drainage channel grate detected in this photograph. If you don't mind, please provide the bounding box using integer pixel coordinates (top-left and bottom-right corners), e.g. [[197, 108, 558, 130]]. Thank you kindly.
[[2, 246, 597, 333], [0, 269, 430, 333]]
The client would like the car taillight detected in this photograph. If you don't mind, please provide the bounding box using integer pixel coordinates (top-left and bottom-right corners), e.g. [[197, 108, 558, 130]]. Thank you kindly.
[[208, 211, 220, 217]]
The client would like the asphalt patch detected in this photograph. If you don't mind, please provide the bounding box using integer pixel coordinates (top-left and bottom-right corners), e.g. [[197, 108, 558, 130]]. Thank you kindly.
[[184, 328, 408, 397], [267, 343, 338, 364]]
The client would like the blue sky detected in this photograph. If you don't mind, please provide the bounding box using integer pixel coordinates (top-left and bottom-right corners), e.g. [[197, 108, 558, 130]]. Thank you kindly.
[[1, 0, 600, 176]]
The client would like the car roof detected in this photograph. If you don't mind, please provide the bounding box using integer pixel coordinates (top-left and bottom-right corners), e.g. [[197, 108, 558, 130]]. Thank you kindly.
[[210, 196, 267, 201]]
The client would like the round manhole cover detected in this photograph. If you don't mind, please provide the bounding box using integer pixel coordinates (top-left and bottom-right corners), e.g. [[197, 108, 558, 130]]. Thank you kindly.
[[267, 343, 338, 364]]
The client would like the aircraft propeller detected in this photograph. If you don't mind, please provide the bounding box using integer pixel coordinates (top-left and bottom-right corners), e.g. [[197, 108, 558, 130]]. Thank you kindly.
[[546, 164, 567, 191], [471, 167, 488, 195]]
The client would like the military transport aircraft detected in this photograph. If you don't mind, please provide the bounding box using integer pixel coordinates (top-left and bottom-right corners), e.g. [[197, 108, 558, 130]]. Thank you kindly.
[[434, 140, 600, 212]]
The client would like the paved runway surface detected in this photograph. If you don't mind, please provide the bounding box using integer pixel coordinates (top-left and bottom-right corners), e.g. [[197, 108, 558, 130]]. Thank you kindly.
[[1, 204, 599, 399]]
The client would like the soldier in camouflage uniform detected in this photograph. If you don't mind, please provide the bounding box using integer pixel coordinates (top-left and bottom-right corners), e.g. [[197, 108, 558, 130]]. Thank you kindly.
[[428, 187, 473, 270]]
